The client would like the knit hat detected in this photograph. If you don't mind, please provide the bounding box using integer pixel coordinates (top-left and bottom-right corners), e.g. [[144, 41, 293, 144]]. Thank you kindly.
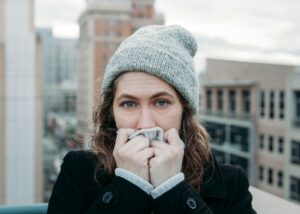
[[101, 25, 199, 113]]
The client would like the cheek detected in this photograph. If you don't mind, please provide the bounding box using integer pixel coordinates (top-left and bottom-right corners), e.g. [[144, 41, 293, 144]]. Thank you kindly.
[[113, 108, 136, 129], [157, 109, 183, 132]]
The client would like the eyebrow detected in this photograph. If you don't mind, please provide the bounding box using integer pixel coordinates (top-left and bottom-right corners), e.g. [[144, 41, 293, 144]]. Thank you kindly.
[[116, 92, 175, 102]]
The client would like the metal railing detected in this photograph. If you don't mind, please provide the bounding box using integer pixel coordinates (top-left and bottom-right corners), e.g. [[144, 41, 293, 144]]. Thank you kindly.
[[0, 203, 47, 214], [0, 187, 300, 213]]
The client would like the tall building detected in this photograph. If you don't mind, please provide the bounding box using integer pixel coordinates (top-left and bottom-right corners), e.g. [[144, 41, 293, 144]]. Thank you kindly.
[[77, 0, 164, 138], [37, 28, 78, 201], [0, 0, 43, 204], [199, 58, 300, 204], [38, 28, 77, 122]]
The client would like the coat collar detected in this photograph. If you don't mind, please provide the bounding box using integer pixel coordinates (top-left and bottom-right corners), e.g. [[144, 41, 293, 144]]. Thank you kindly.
[[198, 158, 227, 199]]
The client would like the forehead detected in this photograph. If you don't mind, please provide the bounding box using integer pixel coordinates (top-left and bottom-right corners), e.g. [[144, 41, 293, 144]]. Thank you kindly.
[[114, 72, 177, 96]]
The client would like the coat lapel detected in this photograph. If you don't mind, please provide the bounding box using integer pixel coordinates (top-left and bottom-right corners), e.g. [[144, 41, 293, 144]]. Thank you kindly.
[[199, 159, 227, 199]]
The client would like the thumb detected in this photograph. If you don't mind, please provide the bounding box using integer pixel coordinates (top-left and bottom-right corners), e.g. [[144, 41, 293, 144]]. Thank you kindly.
[[164, 128, 183, 148]]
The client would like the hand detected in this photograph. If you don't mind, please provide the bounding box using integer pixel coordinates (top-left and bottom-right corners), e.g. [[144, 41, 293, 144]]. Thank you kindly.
[[113, 128, 154, 182], [149, 128, 185, 187]]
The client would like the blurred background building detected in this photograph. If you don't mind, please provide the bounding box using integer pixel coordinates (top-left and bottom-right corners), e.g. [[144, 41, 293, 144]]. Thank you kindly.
[[37, 28, 77, 128], [0, 0, 43, 204], [199, 58, 300, 204], [37, 28, 79, 201], [76, 0, 164, 139]]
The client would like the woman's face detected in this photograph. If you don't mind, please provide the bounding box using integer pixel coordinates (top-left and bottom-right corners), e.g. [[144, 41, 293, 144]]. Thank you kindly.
[[113, 72, 184, 132]]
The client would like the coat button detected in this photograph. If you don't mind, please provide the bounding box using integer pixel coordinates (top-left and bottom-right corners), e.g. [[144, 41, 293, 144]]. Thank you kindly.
[[186, 197, 197, 210], [102, 191, 114, 204]]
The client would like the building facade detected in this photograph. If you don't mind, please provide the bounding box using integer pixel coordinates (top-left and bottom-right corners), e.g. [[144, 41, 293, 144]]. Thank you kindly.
[[0, 0, 43, 204], [199, 58, 300, 204], [38, 28, 77, 123], [285, 72, 300, 203], [37, 28, 78, 201], [77, 0, 164, 138]]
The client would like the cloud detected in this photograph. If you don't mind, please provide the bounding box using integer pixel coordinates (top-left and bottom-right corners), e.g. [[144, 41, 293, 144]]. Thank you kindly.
[[36, 0, 300, 66], [35, 0, 85, 27]]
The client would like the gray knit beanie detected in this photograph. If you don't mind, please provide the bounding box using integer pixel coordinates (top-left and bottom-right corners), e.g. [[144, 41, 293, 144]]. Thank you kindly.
[[101, 25, 199, 113]]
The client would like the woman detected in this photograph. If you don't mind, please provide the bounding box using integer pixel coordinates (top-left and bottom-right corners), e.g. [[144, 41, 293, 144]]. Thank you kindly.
[[47, 25, 256, 213]]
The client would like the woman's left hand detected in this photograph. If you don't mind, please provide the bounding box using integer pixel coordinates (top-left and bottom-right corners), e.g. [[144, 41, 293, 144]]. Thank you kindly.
[[149, 128, 185, 188]]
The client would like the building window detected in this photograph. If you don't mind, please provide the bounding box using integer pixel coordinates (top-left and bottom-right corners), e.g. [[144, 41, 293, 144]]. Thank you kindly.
[[260, 90, 265, 117], [259, 166, 264, 181], [230, 126, 249, 152], [259, 134, 264, 149], [205, 122, 226, 145], [291, 141, 300, 165], [229, 90, 236, 113], [242, 90, 251, 114], [278, 137, 284, 154], [206, 90, 212, 112], [290, 176, 300, 202], [279, 91, 285, 119], [269, 91, 275, 119], [268, 168, 273, 185], [217, 90, 223, 112], [269, 136, 274, 152], [278, 171, 283, 188], [294, 91, 300, 127]]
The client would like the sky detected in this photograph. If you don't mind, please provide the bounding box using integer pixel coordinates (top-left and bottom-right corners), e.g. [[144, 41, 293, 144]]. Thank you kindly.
[[35, 0, 300, 71]]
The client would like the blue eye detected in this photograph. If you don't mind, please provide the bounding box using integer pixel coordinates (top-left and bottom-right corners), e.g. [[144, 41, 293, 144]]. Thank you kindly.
[[121, 101, 136, 108], [155, 99, 170, 107]]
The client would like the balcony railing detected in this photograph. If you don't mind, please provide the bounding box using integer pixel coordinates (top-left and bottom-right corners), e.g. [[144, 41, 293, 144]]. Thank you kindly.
[[0, 203, 47, 214], [199, 110, 252, 121], [0, 187, 300, 213]]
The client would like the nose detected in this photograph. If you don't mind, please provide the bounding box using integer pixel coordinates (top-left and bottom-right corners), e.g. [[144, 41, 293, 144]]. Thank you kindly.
[[137, 107, 156, 129]]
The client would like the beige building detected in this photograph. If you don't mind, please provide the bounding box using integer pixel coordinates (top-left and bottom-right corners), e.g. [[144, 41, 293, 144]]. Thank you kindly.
[[77, 0, 164, 138], [0, 0, 43, 204], [200, 58, 300, 204], [285, 72, 300, 203]]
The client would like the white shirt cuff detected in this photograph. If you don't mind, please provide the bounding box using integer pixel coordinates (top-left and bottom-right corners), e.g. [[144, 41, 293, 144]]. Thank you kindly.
[[115, 168, 153, 194], [151, 172, 185, 199]]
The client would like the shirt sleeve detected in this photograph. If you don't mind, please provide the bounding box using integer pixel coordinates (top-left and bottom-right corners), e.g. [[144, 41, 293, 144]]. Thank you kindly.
[[115, 168, 185, 199], [151, 172, 185, 199], [115, 168, 153, 194]]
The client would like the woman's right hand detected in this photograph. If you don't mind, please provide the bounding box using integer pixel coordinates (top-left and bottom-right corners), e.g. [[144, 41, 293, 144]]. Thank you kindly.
[[113, 128, 154, 182]]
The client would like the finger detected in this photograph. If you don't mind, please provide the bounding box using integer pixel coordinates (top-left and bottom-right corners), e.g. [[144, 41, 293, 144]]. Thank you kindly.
[[124, 135, 150, 152], [152, 147, 165, 157], [135, 147, 154, 161], [150, 140, 169, 150], [115, 128, 135, 149], [164, 128, 184, 148]]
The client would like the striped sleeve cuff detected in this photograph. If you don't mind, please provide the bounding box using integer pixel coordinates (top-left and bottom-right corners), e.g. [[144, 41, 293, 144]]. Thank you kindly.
[[151, 172, 185, 199], [115, 168, 154, 194]]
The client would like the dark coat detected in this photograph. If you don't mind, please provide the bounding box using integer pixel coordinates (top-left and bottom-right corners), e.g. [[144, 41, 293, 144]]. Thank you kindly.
[[47, 150, 256, 214]]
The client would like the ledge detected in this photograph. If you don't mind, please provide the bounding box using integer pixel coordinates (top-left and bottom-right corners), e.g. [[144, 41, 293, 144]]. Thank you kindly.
[[250, 186, 300, 213]]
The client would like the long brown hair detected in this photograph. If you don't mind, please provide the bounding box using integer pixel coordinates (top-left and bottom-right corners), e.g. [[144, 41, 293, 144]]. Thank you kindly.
[[91, 75, 212, 191]]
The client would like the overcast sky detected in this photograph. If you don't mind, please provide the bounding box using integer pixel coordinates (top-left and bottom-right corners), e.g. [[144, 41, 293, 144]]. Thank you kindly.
[[35, 0, 300, 71]]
